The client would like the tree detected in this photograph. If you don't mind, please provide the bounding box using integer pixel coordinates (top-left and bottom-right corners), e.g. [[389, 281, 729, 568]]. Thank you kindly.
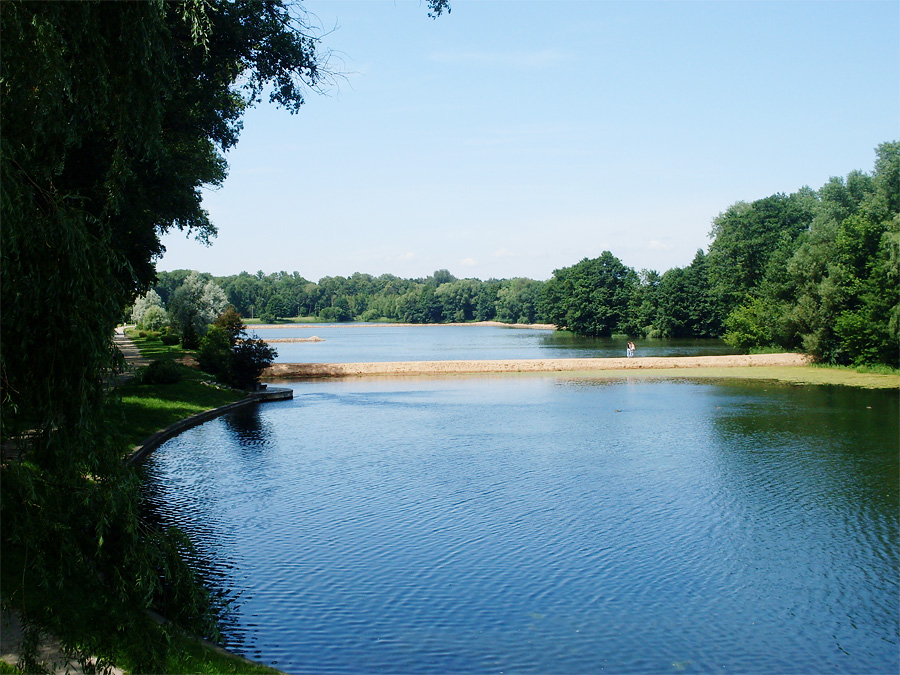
[[707, 191, 816, 315], [131, 289, 167, 329], [786, 147, 899, 365], [435, 279, 480, 322], [713, 142, 899, 365], [542, 252, 639, 337], [214, 306, 246, 345], [1, 0, 452, 668], [495, 278, 544, 324], [652, 251, 723, 338], [169, 272, 228, 347], [197, 325, 234, 379]]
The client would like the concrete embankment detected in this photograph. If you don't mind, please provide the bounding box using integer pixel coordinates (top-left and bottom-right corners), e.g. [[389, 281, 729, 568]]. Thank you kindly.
[[263, 353, 812, 379]]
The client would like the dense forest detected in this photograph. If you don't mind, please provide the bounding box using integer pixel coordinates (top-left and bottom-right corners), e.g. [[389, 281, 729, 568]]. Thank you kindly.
[[144, 141, 898, 368]]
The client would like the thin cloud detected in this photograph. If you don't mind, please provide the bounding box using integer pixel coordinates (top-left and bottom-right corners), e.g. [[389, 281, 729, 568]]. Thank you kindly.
[[648, 240, 673, 250], [460, 257, 478, 267], [492, 248, 516, 258]]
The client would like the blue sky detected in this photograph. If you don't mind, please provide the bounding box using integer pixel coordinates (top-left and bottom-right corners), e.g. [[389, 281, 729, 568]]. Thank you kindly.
[[157, 0, 899, 282]]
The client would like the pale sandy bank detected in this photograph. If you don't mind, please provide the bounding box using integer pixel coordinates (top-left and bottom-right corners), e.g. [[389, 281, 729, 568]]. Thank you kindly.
[[264, 353, 811, 378], [251, 321, 557, 330], [264, 336, 325, 343]]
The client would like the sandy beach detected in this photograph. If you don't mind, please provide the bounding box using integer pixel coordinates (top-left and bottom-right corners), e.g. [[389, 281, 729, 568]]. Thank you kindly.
[[263, 353, 811, 378]]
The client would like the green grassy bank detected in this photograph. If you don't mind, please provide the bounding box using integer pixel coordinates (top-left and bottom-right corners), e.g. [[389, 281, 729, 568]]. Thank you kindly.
[[116, 333, 244, 449], [556, 364, 900, 389]]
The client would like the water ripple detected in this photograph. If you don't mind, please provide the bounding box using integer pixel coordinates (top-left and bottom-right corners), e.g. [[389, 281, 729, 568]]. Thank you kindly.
[[142, 379, 899, 675]]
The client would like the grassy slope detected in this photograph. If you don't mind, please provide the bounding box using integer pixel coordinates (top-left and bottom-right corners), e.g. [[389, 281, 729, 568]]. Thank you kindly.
[[116, 331, 244, 448]]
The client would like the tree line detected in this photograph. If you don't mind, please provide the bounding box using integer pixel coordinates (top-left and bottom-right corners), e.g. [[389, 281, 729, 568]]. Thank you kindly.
[[147, 269, 546, 326], [142, 142, 898, 368]]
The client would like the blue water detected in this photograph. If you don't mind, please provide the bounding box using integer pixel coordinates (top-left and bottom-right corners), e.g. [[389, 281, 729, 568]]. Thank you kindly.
[[142, 376, 899, 675], [251, 324, 741, 362]]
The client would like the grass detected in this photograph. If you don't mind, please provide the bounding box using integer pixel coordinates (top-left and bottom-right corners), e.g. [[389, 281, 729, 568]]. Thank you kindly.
[[812, 361, 900, 376], [115, 330, 245, 449], [555, 365, 900, 389], [108, 628, 282, 675], [163, 632, 283, 675], [115, 380, 244, 449]]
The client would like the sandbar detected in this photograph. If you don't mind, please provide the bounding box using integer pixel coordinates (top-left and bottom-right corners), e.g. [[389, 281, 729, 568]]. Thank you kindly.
[[251, 321, 556, 330], [262, 354, 900, 389], [264, 353, 810, 378]]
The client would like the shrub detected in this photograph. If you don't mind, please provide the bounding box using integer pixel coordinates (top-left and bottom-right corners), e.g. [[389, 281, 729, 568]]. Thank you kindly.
[[230, 334, 277, 389], [139, 359, 182, 385], [198, 326, 232, 379], [318, 305, 352, 322], [138, 304, 169, 332], [181, 322, 199, 350], [159, 334, 180, 346]]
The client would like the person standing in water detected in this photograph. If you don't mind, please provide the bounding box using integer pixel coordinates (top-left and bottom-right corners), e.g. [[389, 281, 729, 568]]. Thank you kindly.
[[626, 341, 635, 358]]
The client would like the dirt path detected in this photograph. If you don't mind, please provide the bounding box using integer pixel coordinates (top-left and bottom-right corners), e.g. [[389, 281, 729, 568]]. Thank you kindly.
[[264, 353, 811, 378], [1, 611, 124, 675], [112, 326, 150, 385]]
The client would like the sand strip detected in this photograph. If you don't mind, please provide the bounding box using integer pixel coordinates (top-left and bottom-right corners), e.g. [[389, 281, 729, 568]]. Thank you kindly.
[[263, 353, 811, 378], [250, 321, 556, 330], [264, 336, 325, 343]]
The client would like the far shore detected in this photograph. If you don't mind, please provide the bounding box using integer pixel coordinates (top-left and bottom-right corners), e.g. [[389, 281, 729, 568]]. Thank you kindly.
[[249, 320, 557, 330]]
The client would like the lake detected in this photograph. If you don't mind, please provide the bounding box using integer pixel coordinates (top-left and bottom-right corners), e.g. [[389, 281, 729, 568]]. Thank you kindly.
[[250, 324, 741, 362], [142, 375, 899, 675]]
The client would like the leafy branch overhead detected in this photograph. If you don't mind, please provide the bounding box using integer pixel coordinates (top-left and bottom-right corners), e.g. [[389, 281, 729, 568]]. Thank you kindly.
[[0, 1, 450, 671]]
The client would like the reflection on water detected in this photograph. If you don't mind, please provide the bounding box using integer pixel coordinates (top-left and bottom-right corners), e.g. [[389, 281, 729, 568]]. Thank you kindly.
[[142, 378, 899, 675], [254, 323, 741, 363]]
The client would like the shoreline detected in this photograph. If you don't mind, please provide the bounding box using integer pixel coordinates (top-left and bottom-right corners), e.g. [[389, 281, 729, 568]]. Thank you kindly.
[[264, 353, 812, 378], [249, 320, 557, 330]]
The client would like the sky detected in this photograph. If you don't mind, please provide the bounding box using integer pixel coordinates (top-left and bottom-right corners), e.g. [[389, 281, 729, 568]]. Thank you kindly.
[[157, 0, 900, 282]]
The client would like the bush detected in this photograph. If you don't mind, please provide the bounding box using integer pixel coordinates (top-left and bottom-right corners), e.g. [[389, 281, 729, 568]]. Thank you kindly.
[[318, 305, 352, 322], [159, 333, 180, 346], [138, 304, 169, 332], [198, 326, 232, 379], [139, 359, 182, 385], [181, 322, 199, 350], [230, 335, 277, 389]]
